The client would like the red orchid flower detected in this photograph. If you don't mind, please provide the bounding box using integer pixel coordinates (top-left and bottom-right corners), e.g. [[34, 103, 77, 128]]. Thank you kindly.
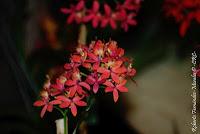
[[57, 95, 87, 116], [86, 52, 102, 70], [50, 76, 67, 96], [51, 76, 66, 90], [64, 53, 82, 71], [60, 0, 85, 24], [84, 1, 102, 28], [164, 0, 200, 37], [34, 40, 137, 119], [101, 4, 117, 29], [123, 0, 141, 11], [92, 40, 105, 57], [104, 79, 128, 102], [75, 46, 93, 69], [33, 91, 61, 118], [34, 99, 61, 118], [70, 54, 91, 69], [86, 73, 106, 93], [97, 60, 127, 83], [65, 71, 90, 97], [60, 0, 141, 30], [127, 64, 137, 77], [64, 62, 80, 73], [107, 41, 125, 58], [86, 41, 105, 70], [120, 11, 137, 32]]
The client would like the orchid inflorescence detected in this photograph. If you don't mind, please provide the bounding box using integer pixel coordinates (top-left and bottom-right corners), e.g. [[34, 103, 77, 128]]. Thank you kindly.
[[60, 0, 141, 31], [164, 0, 200, 37], [34, 40, 136, 118]]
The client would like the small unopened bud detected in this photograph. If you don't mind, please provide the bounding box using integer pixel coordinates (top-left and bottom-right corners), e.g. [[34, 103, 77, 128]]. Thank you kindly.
[[40, 90, 49, 99]]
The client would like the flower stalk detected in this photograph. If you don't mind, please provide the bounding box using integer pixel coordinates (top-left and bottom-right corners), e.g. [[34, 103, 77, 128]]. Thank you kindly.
[[63, 112, 68, 134], [78, 24, 87, 45]]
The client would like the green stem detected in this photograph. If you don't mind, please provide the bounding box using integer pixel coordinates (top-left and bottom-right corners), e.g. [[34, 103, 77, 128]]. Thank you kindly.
[[55, 106, 68, 134], [63, 112, 68, 134], [80, 72, 87, 77]]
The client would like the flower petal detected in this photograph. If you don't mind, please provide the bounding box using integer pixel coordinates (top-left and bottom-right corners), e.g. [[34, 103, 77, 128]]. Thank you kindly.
[[105, 87, 114, 92], [40, 105, 48, 118], [104, 4, 111, 15], [93, 62, 100, 70], [128, 18, 137, 25], [93, 1, 99, 12], [111, 73, 120, 83], [69, 86, 77, 97], [56, 96, 71, 102], [79, 82, 91, 90], [76, 85, 86, 95], [92, 17, 99, 28], [50, 100, 62, 105], [70, 103, 77, 116], [73, 97, 87, 106], [75, 100, 87, 106], [76, 0, 84, 10], [47, 104, 53, 112], [84, 14, 94, 22], [33, 100, 45, 107], [67, 14, 75, 24], [71, 55, 81, 63], [64, 63, 72, 70], [114, 60, 123, 68], [101, 18, 109, 27], [112, 67, 127, 74], [117, 86, 128, 92], [82, 62, 91, 68], [103, 80, 114, 87], [93, 83, 99, 93], [97, 67, 110, 78], [179, 19, 190, 37], [60, 8, 71, 14], [88, 52, 98, 61], [113, 89, 119, 102], [110, 19, 117, 29], [86, 76, 96, 84], [119, 79, 127, 86], [117, 48, 124, 57], [65, 80, 76, 86], [60, 101, 71, 108], [128, 68, 136, 76]]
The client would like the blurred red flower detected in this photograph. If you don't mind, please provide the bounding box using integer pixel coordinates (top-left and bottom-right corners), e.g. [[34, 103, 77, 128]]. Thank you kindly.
[[164, 0, 200, 37], [60, 0, 141, 31]]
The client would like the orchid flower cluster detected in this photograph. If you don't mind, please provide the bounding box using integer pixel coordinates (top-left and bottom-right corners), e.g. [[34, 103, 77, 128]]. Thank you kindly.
[[60, 0, 141, 31], [34, 40, 136, 118], [164, 0, 200, 37]]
